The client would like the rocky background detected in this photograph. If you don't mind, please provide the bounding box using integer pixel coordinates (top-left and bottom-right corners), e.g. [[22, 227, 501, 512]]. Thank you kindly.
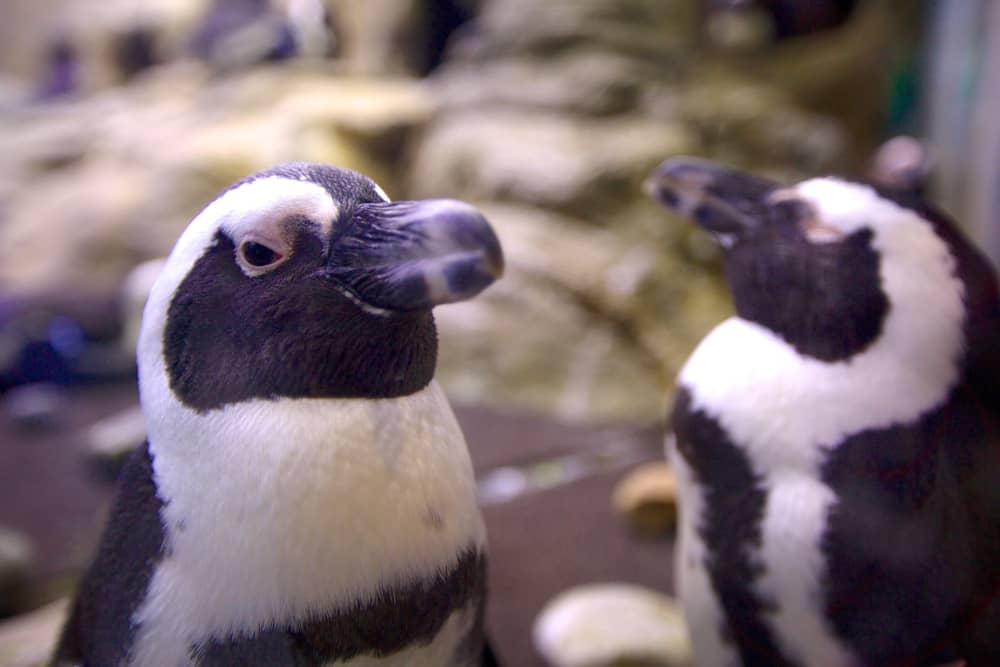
[[0, 1, 915, 665]]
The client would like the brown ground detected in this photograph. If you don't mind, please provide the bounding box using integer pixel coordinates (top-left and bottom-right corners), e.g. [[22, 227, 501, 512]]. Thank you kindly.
[[0, 383, 675, 667]]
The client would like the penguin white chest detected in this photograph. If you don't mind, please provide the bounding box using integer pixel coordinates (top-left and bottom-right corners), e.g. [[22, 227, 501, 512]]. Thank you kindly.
[[130, 382, 485, 667], [675, 316, 961, 665]]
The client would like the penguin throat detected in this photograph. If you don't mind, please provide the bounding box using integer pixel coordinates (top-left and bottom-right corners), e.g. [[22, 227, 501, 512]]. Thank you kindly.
[[163, 312, 438, 412]]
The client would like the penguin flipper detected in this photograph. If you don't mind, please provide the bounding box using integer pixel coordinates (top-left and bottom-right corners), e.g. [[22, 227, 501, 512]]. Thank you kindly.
[[51, 441, 167, 667]]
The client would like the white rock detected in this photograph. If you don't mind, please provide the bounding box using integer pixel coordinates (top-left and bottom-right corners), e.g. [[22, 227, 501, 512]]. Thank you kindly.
[[0, 598, 68, 667], [0, 528, 35, 615], [534, 583, 692, 667], [2, 384, 64, 430], [86, 404, 147, 464]]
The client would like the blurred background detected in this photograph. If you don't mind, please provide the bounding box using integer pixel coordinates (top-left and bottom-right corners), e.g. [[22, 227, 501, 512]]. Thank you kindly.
[[0, 1, 997, 665]]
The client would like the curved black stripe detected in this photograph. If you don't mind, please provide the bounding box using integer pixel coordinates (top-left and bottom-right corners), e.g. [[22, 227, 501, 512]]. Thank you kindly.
[[821, 381, 1000, 666], [52, 442, 166, 666], [192, 548, 489, 665], [672, 387, 800, 667]]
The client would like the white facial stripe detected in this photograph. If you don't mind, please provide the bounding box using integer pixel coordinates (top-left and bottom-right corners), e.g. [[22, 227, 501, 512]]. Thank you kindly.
[[794, 177, 899, 237], [676, 187, 966, 664], [131, 382, 485, 666], [165, 176, 336, 293], [137, 176, 337, 418], [371, 182, 392, 203], [217, 176, 339, 245]]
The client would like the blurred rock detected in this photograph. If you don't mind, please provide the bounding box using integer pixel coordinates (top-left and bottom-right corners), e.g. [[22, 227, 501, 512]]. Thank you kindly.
[[0, 598, 66, 667], [435, 203, 728, 421], [410, 112, 697, 224], [702, 0, 898, 162], [670, 78, 849, 177], [1, 385, 64, 431], [0, 77, 30, 113], [86, 404, 146, 468], [534, 583, 692, 667], [0, 65, 434, 294], [704, 5, 776, 53], [188, 0, 299, 69], [0, 0, 899, 426], [32, 36, 81, 102], [0, 291, 128, 392], [0, 528, 35, 617], [612, 462, 677, 538], [329, 0, 425, 75], [0, 158, 162, 293], [434, 50, 666, 117], [0, 0, 206, 92], [455, 0, 699, 61]]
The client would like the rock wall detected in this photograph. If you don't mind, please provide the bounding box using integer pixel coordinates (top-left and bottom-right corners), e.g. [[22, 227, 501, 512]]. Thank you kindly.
[[413, 0, 880, 420], [0, 0, 900, 422]]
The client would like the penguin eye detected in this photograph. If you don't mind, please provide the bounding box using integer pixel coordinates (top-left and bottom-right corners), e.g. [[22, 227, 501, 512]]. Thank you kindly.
[[242, 241, 280, 266], [237, 239, 286, 275]]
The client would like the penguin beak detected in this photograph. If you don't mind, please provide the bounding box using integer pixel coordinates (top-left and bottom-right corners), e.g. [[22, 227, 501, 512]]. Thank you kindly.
[[325, 199, 504, 312], [645, 157, 781, 243]]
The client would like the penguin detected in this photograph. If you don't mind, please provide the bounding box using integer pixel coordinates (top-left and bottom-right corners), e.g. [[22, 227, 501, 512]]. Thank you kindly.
[[646, 157, 1000, 666], [52, 163, 504, 667]]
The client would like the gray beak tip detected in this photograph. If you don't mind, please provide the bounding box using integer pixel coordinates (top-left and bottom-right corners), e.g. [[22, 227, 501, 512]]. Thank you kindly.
[[333, 198, 505, 312], [645, 157, 779, 240]]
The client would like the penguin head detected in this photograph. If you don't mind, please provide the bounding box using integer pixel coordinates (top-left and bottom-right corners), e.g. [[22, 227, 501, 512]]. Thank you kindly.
[[138, 163, 503, 415], [647, 157, 997, 362]]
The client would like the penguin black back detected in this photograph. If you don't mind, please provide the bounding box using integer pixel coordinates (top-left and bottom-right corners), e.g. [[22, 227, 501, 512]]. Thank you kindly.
[[54, 443, 165, 666]]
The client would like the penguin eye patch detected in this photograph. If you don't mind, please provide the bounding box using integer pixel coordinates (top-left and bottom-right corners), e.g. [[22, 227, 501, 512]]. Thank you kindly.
[[236, 239, 287, 275]]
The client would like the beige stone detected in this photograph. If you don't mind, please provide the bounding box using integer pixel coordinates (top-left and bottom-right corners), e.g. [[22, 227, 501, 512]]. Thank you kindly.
[[534, 583, 692, 667], [0, 599, 66, 667], [409, 111, 698, 223], [435, 203, 727, 422], [612, 462, 678, 538]]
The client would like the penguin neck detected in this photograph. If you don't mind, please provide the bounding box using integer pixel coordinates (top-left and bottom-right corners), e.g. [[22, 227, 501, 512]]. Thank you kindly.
[[681, 280, 965, 471], [138, 381, 484, 637], [682, 208, 968, 469]]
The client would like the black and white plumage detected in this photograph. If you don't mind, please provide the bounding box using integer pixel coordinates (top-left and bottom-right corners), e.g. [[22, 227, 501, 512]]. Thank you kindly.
[[647, 157, 1000, 666], [53, 163, 504, 667]]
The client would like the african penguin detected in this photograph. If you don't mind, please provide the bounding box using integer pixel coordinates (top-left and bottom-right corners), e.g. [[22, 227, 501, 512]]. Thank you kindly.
[[646, 157, 1000, 666], [52, 163, 504, 667]]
